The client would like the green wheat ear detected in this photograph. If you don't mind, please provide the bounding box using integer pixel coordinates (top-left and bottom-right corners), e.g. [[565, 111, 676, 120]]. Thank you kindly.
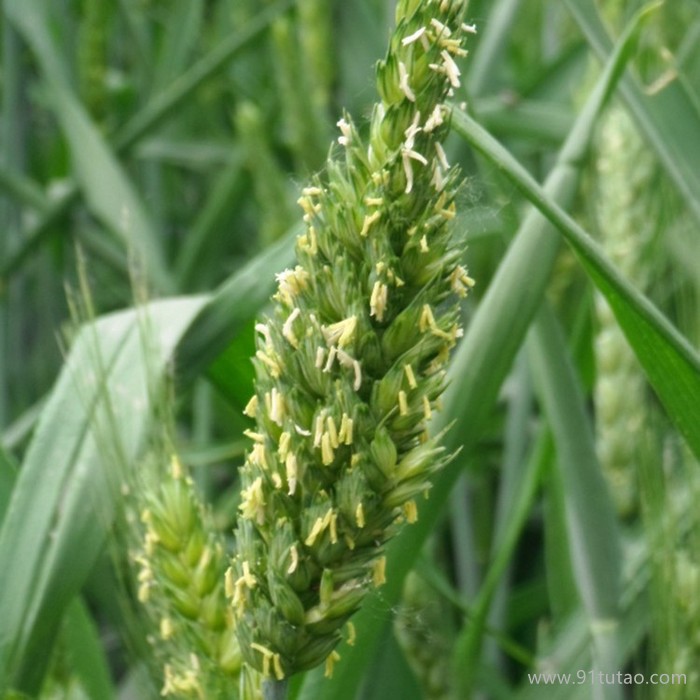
[[132, 454, 249, 697], [230, 0, 475, 681]]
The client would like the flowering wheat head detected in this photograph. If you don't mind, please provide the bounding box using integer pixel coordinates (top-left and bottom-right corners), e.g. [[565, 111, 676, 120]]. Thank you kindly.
[[133, 456, 244, 697], [230, 0, 475, 680]]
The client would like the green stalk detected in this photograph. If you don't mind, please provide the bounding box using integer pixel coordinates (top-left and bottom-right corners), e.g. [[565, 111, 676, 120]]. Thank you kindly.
[[452, 429, 550, 696], [529, 305, 622, 700]]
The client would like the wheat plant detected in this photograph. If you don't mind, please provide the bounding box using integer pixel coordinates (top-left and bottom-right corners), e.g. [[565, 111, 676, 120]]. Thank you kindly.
[[0, 1, 699, 699]]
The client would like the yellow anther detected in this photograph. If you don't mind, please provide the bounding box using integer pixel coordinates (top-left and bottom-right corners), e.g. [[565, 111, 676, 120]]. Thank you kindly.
[[355, 502, 365, 528], [239, 478, 266, 524], [244, 429, 265, 443], [404, 364, 418, 389], [305, 516, 325, 547], [240, 560, 256, 589], [450, 265, 476, 297], [372, 556, 387, 587], [272, 653, 285, 681], [224, 567, 235, 598], [403, 500, 418, 524], [278, 431, 291, 460], [419, 303, 436, 332], [360, 210, 382, 237], [321, 432, 335, 465], [398, 390, 409, 416], [299, 225, 319, 255], [339, 414, 354, 445], [326, 416, 339, 448], [325, 651, 341, 679], [243, 394, 258, 418], [422, 394, 433, 420], [346, 621, 357, 646], [275, 266, 310, 305], [251, 443, 268, 470], [370, 281, 388, 322], [255, 350, 281, 378], [314, 415, 324, 447], [269, 387, 285, 426], [329, 511, 338, 544], [323, 316, 357, 347], [287, 545, 299, 574]]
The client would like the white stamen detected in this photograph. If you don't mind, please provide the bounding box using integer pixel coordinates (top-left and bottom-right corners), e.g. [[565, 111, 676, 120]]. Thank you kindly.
[[398, 61, 416, 102], [255, 323, 272, 347], [337, 349, 362, 391], [369, 281, 389, 322], [404, 112, 422, 149], [286, 453, 298, 495], [323, 345, 337, 373], [337, 117, 352, 146], [401, 27, 426, 46], [441, 49, 461, 88], [424, 104, 445, 132], [287, 545, 299, 574], [435, 142, 450, 170], [431, 162, 445, 190], [401, 148, 428, 194], [269, 387, 285, 426], [282, 308, 301, 347], [430, 18, 452, 37]]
